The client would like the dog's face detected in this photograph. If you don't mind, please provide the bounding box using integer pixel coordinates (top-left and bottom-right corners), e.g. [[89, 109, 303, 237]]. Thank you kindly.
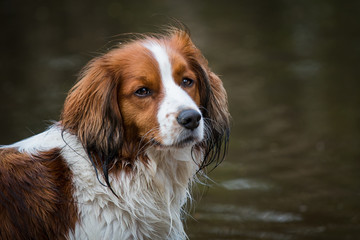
[[61, 29, 230, 172], [117, 39, 203, 148]]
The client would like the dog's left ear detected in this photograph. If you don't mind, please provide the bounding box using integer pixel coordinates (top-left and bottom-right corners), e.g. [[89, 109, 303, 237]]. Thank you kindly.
[[61, 56, 123, 188], [169, 29, 230, 169], [199, 67, 231, 169]]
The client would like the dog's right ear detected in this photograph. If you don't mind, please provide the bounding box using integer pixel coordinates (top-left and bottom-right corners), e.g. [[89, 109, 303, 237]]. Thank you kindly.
[[61, 56, 123, 192], [61, 56, 123, 159]]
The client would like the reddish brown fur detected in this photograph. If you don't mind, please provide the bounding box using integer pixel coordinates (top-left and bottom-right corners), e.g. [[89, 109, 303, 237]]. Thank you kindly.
[[61, 28, 229, 173], [60, 32, 202, 167], [117, 43, 164, 145], [61, 42, 163, 169], [0, 28, 230, 239], [0, 148, 77, 240]]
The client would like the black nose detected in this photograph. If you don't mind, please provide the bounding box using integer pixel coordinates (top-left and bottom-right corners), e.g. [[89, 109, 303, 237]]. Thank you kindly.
[[177, 109, 202, 130]]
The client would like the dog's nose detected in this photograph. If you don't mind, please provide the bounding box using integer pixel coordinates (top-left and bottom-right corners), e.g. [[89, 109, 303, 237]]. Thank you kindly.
[[177, 109, 201, 130]]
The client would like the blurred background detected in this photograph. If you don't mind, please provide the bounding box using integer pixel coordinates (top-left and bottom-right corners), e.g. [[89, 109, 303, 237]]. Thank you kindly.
[[1, 0, 360, 239]]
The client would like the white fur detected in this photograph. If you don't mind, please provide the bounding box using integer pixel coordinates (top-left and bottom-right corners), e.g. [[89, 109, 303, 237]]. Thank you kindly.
[[3, 125, 200, 239], [144, 41, 204, 146], [5, 126, 65, 154]]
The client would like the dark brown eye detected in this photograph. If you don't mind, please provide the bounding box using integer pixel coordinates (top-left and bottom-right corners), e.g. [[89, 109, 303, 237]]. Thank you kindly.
[[181, 78, 194, 87], [134, 87, 152, 97]]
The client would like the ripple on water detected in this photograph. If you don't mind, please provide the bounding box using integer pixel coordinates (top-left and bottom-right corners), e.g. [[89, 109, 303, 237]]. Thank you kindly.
[[199, 204, 302, 223], [221, 178, 273, 191]]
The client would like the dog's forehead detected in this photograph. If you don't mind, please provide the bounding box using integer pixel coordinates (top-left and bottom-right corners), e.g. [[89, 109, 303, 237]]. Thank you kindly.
[[142, 40, 190, 78], [113, 38, 188, 81], [143, 41, 172, 82], [111, 43, 159, 80]]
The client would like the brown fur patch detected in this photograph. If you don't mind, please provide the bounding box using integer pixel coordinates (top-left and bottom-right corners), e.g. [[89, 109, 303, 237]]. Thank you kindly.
[[0, 148, 78, 240], [117, 44, 163, 147]]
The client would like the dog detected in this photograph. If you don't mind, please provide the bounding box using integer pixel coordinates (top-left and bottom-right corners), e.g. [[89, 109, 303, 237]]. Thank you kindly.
[[0, 28, 230, 240]]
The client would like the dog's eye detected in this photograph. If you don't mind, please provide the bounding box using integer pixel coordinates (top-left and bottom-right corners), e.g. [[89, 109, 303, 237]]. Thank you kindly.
[[181, 78, 194, 87], [134, 87, 152, 97]]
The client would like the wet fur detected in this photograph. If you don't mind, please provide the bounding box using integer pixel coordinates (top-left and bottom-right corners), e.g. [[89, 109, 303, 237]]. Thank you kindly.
[[0, 28, 230, 239]]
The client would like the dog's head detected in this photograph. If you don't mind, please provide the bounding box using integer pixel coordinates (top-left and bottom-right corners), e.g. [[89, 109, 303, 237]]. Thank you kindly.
[[61, 29, 230, 188]]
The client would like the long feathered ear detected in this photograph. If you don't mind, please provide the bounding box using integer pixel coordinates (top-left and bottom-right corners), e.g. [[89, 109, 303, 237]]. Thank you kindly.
[[199, 68, 231, 170], [61, 56, 123, 193], [168, 29, 230, 170]]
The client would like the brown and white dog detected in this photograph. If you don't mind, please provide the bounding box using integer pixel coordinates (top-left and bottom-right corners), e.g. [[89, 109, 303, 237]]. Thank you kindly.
[[0, 28, 230, 240]]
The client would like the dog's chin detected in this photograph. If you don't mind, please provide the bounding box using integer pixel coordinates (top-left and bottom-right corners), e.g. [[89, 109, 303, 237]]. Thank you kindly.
[[153, 136, 201, 150]]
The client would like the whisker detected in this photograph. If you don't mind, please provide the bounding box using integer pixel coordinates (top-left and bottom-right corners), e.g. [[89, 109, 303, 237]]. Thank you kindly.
[[135, 127, 161, 158]]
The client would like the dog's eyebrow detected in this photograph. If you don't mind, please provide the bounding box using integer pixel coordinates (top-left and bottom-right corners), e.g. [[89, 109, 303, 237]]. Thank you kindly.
[[137, 76, 149, 81], [172, 62, 186, 74]]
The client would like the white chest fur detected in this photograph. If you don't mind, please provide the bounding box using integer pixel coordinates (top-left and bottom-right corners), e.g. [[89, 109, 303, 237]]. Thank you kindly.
[[63, 140, 199, 240], [7, 126, 199, 239]]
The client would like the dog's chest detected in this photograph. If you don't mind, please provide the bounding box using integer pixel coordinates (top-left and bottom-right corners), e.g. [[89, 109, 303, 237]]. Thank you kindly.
[[65, 147, 197, 240]]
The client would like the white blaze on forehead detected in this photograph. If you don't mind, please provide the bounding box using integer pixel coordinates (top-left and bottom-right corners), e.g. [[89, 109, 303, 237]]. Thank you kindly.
[[143, 41, 203, 145], [143, 41, 173, 87]]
